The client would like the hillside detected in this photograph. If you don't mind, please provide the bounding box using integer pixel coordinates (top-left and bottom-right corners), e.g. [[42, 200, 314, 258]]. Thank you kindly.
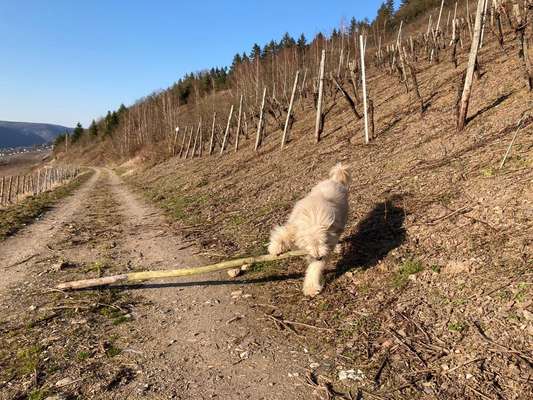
[[1, 0, 532, 399], [0, 120, 72, 148]]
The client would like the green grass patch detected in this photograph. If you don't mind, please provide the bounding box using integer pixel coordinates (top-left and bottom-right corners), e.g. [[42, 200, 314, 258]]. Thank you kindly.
[[77, 351, 91, 361], [448, 321, 466, 333], [393, 259, 423, 288], [28, 389, 48, 400], [14, 345, 42, 376], [0, 171, 92, 241]]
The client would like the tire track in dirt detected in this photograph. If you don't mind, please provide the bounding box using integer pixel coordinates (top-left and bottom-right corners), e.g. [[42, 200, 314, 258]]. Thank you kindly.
[[105, 169, 314, 399], [0, 169, 101, 293]]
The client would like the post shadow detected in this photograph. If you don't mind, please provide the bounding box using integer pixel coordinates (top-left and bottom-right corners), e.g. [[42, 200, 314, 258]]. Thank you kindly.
[[336, 194, 407, 276]]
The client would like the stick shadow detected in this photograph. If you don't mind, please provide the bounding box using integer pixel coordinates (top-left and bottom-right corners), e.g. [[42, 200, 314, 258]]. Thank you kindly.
[[336, 195, 407, 276]]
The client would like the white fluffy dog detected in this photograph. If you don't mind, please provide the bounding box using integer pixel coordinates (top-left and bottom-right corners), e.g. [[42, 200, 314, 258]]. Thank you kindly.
[[268, 163, 350, 296]]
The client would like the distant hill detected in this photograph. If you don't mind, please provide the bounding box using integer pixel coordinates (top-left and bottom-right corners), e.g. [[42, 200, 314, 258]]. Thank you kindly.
[[0, 121, 72, 149]]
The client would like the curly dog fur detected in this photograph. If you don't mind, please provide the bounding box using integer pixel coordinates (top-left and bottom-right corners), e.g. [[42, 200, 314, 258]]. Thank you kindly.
[[268, 163, 350, 296]]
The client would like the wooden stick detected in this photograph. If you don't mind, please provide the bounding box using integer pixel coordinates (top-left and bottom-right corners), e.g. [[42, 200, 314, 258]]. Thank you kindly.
[[500, 115, 527, 169], [56, 250, 307, 290], [281, 70, 300, 150]]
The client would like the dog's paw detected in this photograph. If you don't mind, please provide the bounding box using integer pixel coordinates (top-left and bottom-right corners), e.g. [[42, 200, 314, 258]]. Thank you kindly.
[[302, 281, 323, 297], [268, 241, 284, 256]]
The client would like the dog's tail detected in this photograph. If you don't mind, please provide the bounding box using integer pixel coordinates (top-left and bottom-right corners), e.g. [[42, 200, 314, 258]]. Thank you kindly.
[[329, 163, 351, 186]]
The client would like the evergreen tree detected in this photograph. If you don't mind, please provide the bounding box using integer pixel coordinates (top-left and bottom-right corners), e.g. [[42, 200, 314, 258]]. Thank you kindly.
[[280, 32, 296, 48], [71, 122, 83, 142], [89, 120, 98, 137], [297, 33, 307, 50], [251, 43, 261, 61]]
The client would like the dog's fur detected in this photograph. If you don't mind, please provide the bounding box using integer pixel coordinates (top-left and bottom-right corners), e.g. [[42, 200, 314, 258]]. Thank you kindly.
[[268, 163, 350, 296]]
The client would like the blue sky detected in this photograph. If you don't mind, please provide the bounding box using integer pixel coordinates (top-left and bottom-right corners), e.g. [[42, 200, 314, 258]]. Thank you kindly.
[[0, 0, 388, 128]]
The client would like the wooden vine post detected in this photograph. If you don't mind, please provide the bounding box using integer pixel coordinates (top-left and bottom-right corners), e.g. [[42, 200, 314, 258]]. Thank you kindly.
[[0, 177, 4, 205], [255, 87, 267, 151], [179, 126, 188, 158], [209, 112, 217, 155], [184, 126, 194, 159], [220, 105, 234, 155], [234, 95, 243, 152], [281, 70, 300, 150], [457, 0, 485, 131], [314, 50, 326, 143], [360, 35, 370, 144], [512, 4, 532, 91]]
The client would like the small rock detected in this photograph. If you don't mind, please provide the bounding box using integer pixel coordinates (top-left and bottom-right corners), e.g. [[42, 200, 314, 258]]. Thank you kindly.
[[240, 264, 250, 272], [465, 373, 474, 380], [338, 369, 365, 381], [28, 305, 37, 311], [230, 290, 243, 298], [239, 350, 250, 360], [227, 268, 241, 278], [55, 377, 73, 387], [309, 362, 320, 369], [523, 310, 533, 321]]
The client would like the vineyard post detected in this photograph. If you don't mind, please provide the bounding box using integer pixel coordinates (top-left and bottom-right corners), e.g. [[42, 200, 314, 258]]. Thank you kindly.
[[281, 70, 300, 150], [209, 113, 217, 155], [360, 35, 370, 144], [235, 95, 243, 152], [191, 119, 201, 158], [480, 0, 489, 48], [220, 105, 234, 155], [179, 125, 188, 158], [0, 176, 4, 205], [7, 176, 13, 203], [314, 50, 326, 143], [172, 127, 180, 156], [184, 126, 194, 159], [457, 0, 485, 131], [255, 87, 267, 151]]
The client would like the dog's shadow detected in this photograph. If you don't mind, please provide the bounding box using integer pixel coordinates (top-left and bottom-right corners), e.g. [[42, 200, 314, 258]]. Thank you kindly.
[[336, 195, 407, 276]]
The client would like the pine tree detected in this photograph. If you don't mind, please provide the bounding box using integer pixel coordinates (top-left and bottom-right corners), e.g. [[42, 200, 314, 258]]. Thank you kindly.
[[297, 33, 307, 50], [71, 122, 83, 142], [89, 120, 98, 137]]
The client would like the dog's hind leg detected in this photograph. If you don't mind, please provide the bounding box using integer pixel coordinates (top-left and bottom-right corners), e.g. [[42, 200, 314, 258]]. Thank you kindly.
[[268, 224, 295, 256], [302, 257, 327, 297]]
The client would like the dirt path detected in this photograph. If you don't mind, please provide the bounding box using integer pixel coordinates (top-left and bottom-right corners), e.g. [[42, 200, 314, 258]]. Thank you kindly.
[[0, 168, 315, 399], [0, 169, 101, 292]]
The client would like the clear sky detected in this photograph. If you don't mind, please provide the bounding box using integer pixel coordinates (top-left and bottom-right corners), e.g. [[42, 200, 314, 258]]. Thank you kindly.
[[0, 0, 387, 128]]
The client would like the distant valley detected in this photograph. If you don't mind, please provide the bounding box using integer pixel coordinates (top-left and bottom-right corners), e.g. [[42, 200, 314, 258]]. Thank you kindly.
[[0, 120, 72, 149]]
